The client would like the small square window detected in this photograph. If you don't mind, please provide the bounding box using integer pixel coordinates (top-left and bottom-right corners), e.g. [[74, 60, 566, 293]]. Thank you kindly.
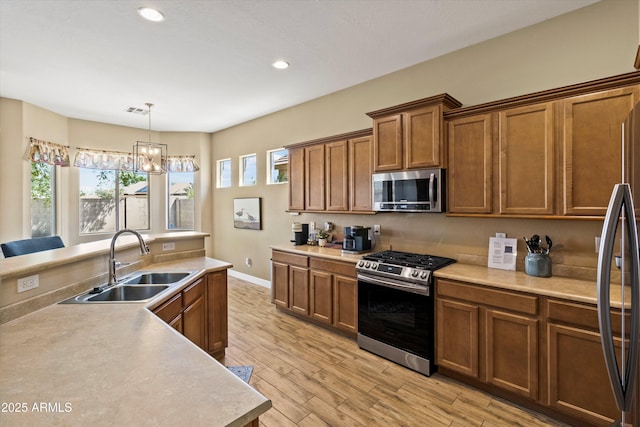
[[267, 148, 288, 184], [217, 158, 231, 188], [240, 154, 256, 186]]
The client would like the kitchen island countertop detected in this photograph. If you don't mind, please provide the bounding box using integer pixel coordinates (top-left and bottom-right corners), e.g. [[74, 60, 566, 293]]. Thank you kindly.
[[0, 257, 271, 426]]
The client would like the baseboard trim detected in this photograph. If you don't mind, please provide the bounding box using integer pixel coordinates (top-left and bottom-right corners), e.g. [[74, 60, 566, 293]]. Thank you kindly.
[[228, 269, 271, 288]]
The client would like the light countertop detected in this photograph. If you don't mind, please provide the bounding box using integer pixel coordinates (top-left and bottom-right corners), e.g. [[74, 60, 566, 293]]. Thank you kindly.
[[271, 244, 629, 308], [435, 263, 629, 308], [0, 257, 271, 426]]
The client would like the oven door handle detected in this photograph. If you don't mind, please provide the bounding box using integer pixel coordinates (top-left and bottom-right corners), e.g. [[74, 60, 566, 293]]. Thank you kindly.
[[357, 273, 429, 296]]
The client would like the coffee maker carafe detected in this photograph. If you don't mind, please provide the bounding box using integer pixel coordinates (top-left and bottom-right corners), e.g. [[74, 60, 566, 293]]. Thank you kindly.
[[291, 222, 309, 246], [343, 226, 371, 253]]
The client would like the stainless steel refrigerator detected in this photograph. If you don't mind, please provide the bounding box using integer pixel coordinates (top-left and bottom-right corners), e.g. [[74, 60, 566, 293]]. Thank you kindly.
[[597, 103, 640, 426]]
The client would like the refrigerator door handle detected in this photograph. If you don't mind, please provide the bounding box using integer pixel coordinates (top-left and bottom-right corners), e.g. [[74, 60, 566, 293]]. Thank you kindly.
[[597, 183, 640, 413]]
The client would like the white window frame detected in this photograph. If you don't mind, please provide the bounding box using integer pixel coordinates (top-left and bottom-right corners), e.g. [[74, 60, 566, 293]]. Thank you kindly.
[[266, 148, 288, 185], [217, 158, 231, 188], [239, 153, 257, 187]]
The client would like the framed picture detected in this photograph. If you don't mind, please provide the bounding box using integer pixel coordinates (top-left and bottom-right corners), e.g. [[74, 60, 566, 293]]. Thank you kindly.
[[233, 197, 262, 230]]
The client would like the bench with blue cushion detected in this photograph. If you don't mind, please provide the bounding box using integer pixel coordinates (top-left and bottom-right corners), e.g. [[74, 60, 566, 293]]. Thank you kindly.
[[1, 236, 65, 258]]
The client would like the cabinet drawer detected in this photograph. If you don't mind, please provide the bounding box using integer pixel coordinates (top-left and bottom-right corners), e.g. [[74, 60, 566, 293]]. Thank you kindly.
[[154, 292, 182, 323], [547, 299, 628, 335], [183, 278, 204, 307], [272, 250, 309, 268], [437, 279, 538, 315], [309, 257, 355, 277]]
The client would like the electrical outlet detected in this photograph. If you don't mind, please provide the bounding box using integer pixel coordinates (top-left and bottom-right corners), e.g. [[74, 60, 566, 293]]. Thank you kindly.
[[373, 224, 381, 234], [595, 236, 601, 253], [162, 242, 175, 251], [245, 257, 252, 267], [17, 274, 39, 293]]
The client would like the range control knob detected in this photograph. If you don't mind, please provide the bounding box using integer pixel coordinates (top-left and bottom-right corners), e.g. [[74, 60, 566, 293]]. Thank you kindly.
[[420, 271, 428, 279], [358, 260, 365, 268], [371, 263, 378, 270], [411, 270, 419, 277], [364, 261, 371, 268]]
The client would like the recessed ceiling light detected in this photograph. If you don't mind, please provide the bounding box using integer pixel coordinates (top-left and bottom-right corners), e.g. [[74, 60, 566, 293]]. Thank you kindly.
[[272, 60, 290, 70], [138, 7, 165, 22]]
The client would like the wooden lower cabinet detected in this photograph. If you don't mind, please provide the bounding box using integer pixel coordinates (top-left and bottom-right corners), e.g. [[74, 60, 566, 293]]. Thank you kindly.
[[272, 250, 357, 335], [153, 271, 229, 359], [436, 278, 635, 426], [182, 278, 206, 349], [207, 270, 228, 358], [436, 279, 539, 400], [547, 299, 630, 426], [436, 298, 479, 378]]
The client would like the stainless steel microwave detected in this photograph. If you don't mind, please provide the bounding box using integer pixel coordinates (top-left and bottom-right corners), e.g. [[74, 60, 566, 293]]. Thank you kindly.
[[372, 168, 445, 212]]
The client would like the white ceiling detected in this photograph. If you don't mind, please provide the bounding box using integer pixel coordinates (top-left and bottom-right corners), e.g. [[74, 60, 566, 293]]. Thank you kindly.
[[0, 0, 599, 132]]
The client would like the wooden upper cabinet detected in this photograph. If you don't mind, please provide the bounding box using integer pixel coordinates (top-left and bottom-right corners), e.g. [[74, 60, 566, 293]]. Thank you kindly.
[[405, 105, 442, 169], [305, 144, 325, 211], [325, 140, 349, 211], [372, 113, 403, 171], [447, 113, 493, 214], [349, 135, 373, 212], [286, 129, 373, 213], [499, 102, 554, 215], [288, 147, 305, 211], [562, 85, 639, 216], [368, 94, 462, 172]]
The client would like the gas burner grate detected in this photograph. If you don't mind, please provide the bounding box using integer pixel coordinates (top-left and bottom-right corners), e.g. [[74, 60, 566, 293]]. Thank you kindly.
[[363, 250, 455, 270]]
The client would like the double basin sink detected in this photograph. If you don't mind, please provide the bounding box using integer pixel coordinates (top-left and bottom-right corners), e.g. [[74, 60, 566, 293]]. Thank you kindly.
[[61, 272, 194, 304]]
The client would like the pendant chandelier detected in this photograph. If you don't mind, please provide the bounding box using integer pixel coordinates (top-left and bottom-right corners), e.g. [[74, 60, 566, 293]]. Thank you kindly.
[[134, 102, 167, 174]]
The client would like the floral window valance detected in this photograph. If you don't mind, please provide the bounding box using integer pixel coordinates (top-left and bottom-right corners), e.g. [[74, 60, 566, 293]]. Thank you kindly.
[[167, 156, 200, 172], [27, 137, 70, 166], [73, 148, 134, 170]]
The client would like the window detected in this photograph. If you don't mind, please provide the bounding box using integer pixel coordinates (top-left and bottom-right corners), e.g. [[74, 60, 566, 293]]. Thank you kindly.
[[31, 162, 56, 237], [167, 171, 195, 230], [217, 158, 231, 188], [79, 169, 148, 234], [240, 154, 256, 186], [267, 148, 288, 184]]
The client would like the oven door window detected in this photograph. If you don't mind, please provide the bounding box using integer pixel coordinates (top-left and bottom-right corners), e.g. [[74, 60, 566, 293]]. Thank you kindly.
[[358, 280, 432, 359]]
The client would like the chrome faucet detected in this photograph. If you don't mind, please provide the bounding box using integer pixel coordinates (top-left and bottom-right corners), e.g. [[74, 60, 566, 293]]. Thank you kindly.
[[108, 229, 150, 285]]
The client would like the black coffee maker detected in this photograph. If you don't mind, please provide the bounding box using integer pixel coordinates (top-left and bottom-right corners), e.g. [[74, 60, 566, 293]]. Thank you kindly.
[[342, 226, 371, 252], [291, 222, 309, 246]]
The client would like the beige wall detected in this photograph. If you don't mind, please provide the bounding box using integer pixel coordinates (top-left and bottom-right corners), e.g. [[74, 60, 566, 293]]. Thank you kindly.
[[0, 103, 212, 249], [210, 0, 640, 281]]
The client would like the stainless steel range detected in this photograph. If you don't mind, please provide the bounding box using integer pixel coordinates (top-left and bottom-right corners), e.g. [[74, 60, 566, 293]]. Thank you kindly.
[[356, 250, 455, 376]]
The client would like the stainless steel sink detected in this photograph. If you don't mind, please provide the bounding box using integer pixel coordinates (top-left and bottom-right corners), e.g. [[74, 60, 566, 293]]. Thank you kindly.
[[87, 285, 169, 302], [59, 270, 195, 304], [123, 272, 190, 285]]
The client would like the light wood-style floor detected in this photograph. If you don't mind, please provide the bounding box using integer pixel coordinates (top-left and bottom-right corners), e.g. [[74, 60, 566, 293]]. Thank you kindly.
[[221, 277, 570, 427]]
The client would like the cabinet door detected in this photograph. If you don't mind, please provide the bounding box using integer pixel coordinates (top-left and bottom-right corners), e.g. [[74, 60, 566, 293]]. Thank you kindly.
[[305, 145, 325, 210], [373, 114, 403, 172], [499, 103, 554, 215], [405, 105, 442, 169], [183, 279, 206, 350], [309, 270, 332, 324], [289, 265, 309, 316], [271, 261, 290, 308], [436, 298, 479, 378], [325, 140, 349, 211], [288, 147, 305, 211], [154, 292, 183, 333], [485, 309, 538, 399], [333, 274, 357, 333], [349, 136, 373, 212], [447, 114, 493, 213], [207, 271, 228, 356], [548, 323, 623, 426], [562, 86, 639, 216]]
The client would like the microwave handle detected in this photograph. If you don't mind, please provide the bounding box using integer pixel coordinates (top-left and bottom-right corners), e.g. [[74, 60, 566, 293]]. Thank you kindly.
[[429, 173, 436, 202]]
